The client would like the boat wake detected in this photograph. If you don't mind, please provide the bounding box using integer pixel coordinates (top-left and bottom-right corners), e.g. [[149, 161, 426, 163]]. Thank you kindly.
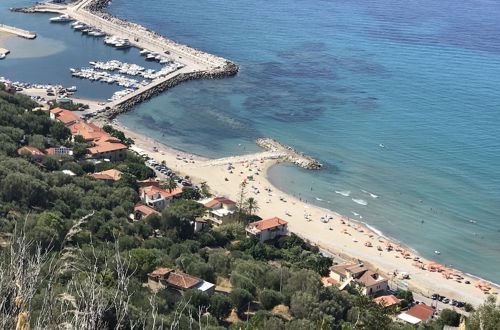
[[335, 190, 351, 197], [352, 198, 368, 206]]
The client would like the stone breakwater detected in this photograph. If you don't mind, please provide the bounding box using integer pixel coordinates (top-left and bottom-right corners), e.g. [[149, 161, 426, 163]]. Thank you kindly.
[[256, 138, 323, 170], [106, 68, 238, 119]]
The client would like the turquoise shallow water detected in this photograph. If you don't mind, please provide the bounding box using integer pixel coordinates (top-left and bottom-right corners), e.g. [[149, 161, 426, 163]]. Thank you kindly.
[[1, 0, 499, 283]]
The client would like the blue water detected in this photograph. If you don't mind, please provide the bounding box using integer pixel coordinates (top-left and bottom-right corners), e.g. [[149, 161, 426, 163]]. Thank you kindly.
[[2, 0, 500, 283]]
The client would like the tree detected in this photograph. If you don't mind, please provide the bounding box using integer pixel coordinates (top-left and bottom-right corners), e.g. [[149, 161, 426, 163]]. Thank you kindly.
[[210, 294, 232, 320], [260, 290, 282, 310], [180, 187, 201, 200], [244, 197, 259, 217], [164, 200, 206, 221], [467, 295, 500, 330], [49, 121, 71, 141], [437, 309, 460, 327], [116, 173, 139, 191], [200, 182, 211, 198], [230, 288, 253, 314], [165, 176, 177, 193]]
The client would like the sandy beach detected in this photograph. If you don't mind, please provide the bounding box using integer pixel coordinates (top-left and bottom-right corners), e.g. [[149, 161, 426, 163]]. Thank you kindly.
[[107, 121, 499, 307]]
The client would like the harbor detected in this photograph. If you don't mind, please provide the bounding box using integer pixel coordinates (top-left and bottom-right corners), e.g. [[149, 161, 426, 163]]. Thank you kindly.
[[10, 0, 238, 115]]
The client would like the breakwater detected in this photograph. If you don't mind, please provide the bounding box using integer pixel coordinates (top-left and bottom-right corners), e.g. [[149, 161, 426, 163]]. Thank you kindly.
[[107, 65, 239, 118], [0, 24, 36, 39], [256, 138, 323, 170]]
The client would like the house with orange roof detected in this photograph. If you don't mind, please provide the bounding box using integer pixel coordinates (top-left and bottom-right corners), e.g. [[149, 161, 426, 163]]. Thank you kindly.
[[329, 262, 388, 296], [45, 146, 73, 156], [198, 196, 237, 225], [373, 295, 401, 308], [139, 185, 183, 211], [147, 268, 215, 295], [50, 107, 128, 161], [89, 169, 122, 182], [245, 217, 288, 242], [17, 146, 44, 161], [397, 304, 435, 325], [131, 203, 160, 221], [137, 178, 160, 187], [50, 107, 80, 126]]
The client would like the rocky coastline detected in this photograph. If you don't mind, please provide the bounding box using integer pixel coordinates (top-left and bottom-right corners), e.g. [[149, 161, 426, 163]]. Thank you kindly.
[[256, 138, 323, 170]]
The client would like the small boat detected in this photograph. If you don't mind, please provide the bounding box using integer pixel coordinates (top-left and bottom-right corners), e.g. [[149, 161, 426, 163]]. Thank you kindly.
[[146, 53, 156, 61], [50, 14, 73, 23], [140, 49, 150, 56], [434, 250, 441, 255], [0, 54, 5, 60], [73, 24, 87, 31], [115, 42, 131, 49], [71, 21, 81, 27]]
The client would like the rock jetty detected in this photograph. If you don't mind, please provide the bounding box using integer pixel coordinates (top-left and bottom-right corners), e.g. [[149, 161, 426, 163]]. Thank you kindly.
[[256, 138, 323, 170]]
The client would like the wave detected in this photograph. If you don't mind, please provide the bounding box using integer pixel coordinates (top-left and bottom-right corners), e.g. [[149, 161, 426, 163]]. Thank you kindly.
[[315, 197, 324, 201], [361, 189, 379, 199], [352, 198, 368, 206], [351, 211, 359, 217], [335, 190, 351, 197]]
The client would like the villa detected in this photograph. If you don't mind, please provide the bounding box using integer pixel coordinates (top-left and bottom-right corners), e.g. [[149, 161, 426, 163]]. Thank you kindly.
[[199, 196, 237, 225], [131, 203, 160, 221], [397, 304, 435, 325], [329, 262, 388, 296], [147, 268, 215, 295], [245, 217, 288, 243], [17, 146, 44, 161], [139, 185, 183, 211]]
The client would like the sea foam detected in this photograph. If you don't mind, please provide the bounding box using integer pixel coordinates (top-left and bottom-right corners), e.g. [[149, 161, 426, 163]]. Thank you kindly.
[[335, 190, 351, 197], [352, 198, 368, 206]]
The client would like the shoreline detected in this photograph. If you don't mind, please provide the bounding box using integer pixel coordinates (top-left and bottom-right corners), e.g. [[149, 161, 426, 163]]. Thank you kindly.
[[107, 118, 498, 307], [11, 0, 497, 308]]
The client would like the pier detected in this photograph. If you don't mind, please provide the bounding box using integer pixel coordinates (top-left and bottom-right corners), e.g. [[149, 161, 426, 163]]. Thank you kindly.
[[0, 24, 36, 39], [11, 0, 238, 114]]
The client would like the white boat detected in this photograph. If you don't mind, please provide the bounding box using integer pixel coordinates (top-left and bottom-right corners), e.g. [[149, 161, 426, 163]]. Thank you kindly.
[[434, 250, 441, 255], [73, 24, 87, 31], [146, 54, 156, 60], [50, 15, 73, 23], [140, 49, 150, 56], [0, 54, 5, 60]]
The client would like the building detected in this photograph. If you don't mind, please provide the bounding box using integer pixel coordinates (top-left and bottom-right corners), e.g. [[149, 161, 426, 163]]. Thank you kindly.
[[50, 107, 80, 126], [45, 146, 73, 156], [131, 203, 160, 221], [373, 295, 401, 308], [17, 146, 44, 161], [329, 262, 388, 296], [50, 107, 127, 161], [199, 197, 237, 225], [147, 268, 215, 295], [89, 169, 123, 182], [245, 217, 288, 243], [398, 304, 435, 325], [139, 186, 183, 211]]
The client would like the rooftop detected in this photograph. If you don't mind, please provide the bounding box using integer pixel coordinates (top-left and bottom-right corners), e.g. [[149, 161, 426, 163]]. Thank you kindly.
[[247, 217, 288, 233], [166, 271, 202, 289], [51, 107, 81, 125], [405, 304, 435, 321], [373, 295, 401, 307], [17, 146, 44, 156], [134, 203, 160, 217], [149, 267, 174, 277], [357, 270, 386, 287]]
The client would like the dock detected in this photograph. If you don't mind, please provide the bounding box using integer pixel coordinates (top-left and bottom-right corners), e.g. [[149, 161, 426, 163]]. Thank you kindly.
[[0, 24, 36, 39], [11, 0, 238, 115]]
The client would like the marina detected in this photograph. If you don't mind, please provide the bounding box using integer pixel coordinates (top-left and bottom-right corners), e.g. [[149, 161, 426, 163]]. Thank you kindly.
[[10, 0, 238, 114]]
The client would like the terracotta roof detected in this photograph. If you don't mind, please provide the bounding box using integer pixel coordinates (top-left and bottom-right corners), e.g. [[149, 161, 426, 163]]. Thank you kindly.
[[356, 270, 386, 287], [346, 264, 368, 275], [322, 277, 340, 286], [89, 173, 114, 181], [373, 295, 401, 307], [140, 186, 183, 199], [166, 271, 201, 289], [214, 197, 236, 205], [204, 199, 219, 208], [134, 204, 160, 217], [405, 304, 435, 321], [51, 107, 80, 125], [100, 169, 122, 181], [247, 217, 288, 232], [149, 267, 174, 277], [138, 178, 158, 183], [17, 146, 44, 156], [88, 141, 127, 154], [69, 122, 109, 140]]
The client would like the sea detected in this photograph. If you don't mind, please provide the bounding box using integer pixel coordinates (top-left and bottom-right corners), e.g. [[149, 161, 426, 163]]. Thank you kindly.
[[1, 0, 499, 283]]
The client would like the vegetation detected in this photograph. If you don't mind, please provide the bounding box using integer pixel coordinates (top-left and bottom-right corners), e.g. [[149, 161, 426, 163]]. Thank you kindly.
[[0, 91, 488, 329]]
